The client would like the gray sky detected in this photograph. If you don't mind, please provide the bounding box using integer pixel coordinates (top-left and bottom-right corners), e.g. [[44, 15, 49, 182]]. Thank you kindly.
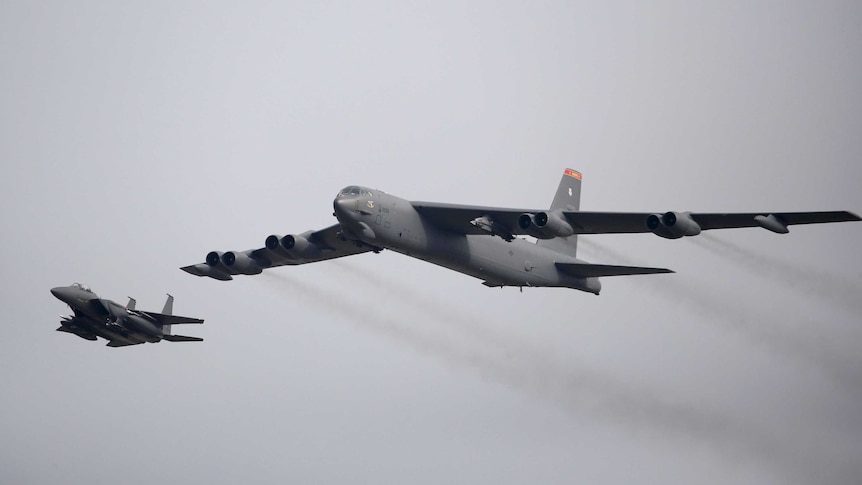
[[2, 1, 861, 484]]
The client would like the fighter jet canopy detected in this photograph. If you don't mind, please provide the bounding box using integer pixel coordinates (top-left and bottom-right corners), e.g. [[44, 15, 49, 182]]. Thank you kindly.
[[71, 282, 97, 296]]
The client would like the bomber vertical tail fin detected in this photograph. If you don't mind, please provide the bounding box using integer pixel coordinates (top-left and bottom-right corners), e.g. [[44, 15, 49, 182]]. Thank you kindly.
[[537, 168, 582, 256]]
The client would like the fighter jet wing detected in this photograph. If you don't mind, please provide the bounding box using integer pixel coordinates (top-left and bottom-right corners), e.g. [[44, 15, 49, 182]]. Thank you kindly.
[[106, 340, 141, 347], [412, 201, 860, 237], [181, 223, 373, 280]]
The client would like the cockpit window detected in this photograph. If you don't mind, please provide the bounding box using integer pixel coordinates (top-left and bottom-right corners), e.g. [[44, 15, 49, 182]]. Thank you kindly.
[[337, 186, 373, 198], [71, 282, 96, 295]]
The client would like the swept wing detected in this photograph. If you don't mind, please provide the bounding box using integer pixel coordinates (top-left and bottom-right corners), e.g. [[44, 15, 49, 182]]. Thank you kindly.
[[181, 224, 372, 280], [411, 202, 860, 237]]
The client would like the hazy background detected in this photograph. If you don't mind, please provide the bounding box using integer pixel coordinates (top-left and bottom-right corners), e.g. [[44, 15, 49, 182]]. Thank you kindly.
[[2, 1, 860, 484]]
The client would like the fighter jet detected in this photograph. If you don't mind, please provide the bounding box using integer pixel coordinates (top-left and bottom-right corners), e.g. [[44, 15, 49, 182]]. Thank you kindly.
[[51, 283, 204, 347], [181, 169, 860, 294]]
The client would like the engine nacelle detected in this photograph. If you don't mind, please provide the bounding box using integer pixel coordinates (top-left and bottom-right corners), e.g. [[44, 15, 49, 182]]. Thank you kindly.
[[517, 213, 554, 239], [534, 210, 575, 238], [280, 234, 321, 259], [646, 211, 701, 239], [265, 234, 284, 252], [206, 251, 224, 266], [222, 251, 263, 275]]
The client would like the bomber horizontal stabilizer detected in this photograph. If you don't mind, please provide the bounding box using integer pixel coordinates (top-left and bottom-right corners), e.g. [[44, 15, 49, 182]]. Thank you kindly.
[[556, 262, 674, 277], [161, 334, 204, 342]]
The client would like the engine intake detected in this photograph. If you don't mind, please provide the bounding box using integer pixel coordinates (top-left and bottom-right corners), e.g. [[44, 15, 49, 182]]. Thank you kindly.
[[265, 235, 283, 251], [206, 251, 223, 266], [518, 213, 550, 239]]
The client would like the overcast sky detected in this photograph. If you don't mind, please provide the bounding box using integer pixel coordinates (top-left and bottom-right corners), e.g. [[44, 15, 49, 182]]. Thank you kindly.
[[2, 1, 861, 484]]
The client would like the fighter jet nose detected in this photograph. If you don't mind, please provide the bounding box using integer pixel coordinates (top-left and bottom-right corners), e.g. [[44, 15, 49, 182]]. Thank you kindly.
[[51, 286, 75, 301]]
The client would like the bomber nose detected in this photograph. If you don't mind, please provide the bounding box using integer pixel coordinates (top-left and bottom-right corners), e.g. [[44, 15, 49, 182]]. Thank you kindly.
[[333, 197, 354, 220]]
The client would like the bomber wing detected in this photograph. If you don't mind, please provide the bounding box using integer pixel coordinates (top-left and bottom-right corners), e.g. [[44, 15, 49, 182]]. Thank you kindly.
[[411, 202, 545, 236], [181, 223, 373, 281], [552, 210, 860, 234], [411, 202, 860, 239]]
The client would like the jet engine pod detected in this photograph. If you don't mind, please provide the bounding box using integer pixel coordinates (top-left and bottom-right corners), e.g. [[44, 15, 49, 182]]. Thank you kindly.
[[534, 210, 574, 238], [265, 235, 283, 251], [518, 212, 564, 239], [646, 211, 701, 239], [281, 234, 321, 259], [661, 211, 701, 236], [206, 251, 224, 266], [517, 213, 553, 239], [222, 251, 262, 275]]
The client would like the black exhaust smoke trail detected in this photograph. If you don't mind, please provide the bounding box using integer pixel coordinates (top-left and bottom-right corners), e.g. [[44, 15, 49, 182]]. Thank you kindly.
[[329, 259, 549, 359], [256, 271, 842, 483], [577, 238, 862, 389], [691, 233, 862, 315]]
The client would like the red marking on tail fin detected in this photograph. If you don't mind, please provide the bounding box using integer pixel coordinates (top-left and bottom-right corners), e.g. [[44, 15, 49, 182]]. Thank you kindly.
[[564, 168, 582, 180]]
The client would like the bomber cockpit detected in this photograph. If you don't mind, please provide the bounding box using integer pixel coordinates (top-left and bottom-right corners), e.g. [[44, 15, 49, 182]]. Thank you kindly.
[[336, 186, 374, 198]]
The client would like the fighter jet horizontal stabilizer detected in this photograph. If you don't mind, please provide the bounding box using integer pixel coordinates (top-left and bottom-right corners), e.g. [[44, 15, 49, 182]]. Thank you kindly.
[[140, 312, 204, 325], [556, 262, 674, 277], [162, 334, 204, 342]]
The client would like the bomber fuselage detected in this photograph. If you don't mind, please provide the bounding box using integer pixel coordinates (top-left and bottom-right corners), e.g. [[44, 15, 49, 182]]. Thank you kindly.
[[332, 187, 601, 293]]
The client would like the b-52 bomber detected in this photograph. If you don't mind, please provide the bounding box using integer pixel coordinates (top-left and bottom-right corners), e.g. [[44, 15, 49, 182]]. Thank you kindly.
[[182, 169, 859, 295], [51, 284, 204, 347]]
